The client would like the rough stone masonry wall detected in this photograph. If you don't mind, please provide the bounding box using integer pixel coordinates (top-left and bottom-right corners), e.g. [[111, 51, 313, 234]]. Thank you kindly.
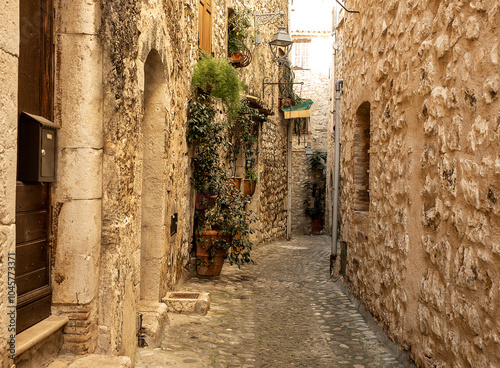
[[290, 65, 330, 235], [0, 0, 18, 366], [338, 1, 500, 367], [97, 0, 198, 358], [239, 0, 289, 243], [95, 0, 289, 358]]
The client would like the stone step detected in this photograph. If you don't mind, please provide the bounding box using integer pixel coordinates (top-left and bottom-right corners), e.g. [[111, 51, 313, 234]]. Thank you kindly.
[[47, 354, 131, 368]]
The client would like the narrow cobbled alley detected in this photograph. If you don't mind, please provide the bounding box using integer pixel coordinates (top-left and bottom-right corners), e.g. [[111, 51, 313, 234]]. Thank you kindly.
[[135, 236, 414, 368]]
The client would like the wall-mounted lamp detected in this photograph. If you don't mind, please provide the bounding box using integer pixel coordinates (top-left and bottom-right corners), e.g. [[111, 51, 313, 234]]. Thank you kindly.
[[269, 26, 293, 61], [305, 144, 313, 155]]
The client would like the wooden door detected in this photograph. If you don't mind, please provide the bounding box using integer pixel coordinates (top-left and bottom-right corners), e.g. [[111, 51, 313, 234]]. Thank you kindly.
[[15, 183, 51, 333], [16, 0, 54, 333]]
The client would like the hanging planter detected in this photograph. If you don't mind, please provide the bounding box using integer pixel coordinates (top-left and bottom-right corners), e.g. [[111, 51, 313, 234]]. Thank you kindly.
[[282, 98, 314, 119], [228, 8, 252, 68]]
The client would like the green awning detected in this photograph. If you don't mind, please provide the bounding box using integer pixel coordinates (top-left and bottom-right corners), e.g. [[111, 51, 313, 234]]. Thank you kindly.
[[281, 99, 314, 112]]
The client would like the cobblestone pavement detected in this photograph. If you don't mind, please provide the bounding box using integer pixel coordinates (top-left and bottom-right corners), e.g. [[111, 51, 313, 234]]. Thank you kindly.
[[135, 236, 411, 368]]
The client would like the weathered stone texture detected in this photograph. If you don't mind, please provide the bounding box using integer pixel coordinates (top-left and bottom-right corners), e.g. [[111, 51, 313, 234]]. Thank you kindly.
[[333, 0, 500, 366], [0, 3, 17, 366], [291, 69, 330, 235]]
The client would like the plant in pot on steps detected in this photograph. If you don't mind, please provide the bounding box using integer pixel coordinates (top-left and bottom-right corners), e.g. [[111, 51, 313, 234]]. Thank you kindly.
[[188, 56, 254, 276], [303, 150, 327, 234], [228, 7, 252, 67]]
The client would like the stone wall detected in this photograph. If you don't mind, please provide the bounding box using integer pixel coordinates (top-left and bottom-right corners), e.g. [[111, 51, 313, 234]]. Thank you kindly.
[[0, 0, 289, 364], [334, 1, 500, 367], [0, 0, 18, 366], [231, 0, 289, 244], [291, 66, 331, 235]]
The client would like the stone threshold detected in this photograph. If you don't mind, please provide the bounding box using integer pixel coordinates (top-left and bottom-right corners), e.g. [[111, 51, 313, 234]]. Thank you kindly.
[[16, 315, 69, 357]]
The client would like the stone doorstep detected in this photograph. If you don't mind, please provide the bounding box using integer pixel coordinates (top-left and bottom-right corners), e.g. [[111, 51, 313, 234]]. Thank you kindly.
[[16, 315, 69, 357], [47, 354, 132, 368], [162, 291, 210, 315]]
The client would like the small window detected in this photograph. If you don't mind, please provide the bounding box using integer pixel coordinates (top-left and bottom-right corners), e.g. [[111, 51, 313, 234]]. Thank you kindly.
[[198, 0, 212, 54], [354, 102, 370, 212], [293, 39, 311, 69]]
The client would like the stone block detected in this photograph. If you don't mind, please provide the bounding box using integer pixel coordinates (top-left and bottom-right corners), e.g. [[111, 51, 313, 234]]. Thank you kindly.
[[465, 16, 480, 40], [55, 0, 101, 35], [55, 148, 103, 201], [0, 0, 19, 56], [137, 301, 169, 347], [0, 50, 18, 225], [163, 292, 210, 315], [52, 200, 101, 305], [55, 34, 103, 149], [67, 355, 131, 368]]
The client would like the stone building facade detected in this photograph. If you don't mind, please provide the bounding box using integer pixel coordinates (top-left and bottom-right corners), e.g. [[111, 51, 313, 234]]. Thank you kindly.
[[289, 0, 332, 235], [331, 0, 500, 367], [0, 0, 289, 366]]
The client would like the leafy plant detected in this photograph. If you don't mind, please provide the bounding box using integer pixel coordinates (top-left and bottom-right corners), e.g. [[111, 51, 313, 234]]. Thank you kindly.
[[228, 7, 252, 56], [187, 78, 255, 267], [201, 183, 255, 266], [191, 55, 244, 117], [226, 98, 265, 175], [303, 150, 327, 222], [245, 168, 258, 185], [187, 94, 226, 194]]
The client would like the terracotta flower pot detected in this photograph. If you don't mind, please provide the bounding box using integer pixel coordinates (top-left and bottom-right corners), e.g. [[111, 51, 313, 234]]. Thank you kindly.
[[196, 230, 229, 276], [230, 52, 244, 63], [242, 179, 256, 196], [195, 193, 216, 210], [227, 177, 243, 190]]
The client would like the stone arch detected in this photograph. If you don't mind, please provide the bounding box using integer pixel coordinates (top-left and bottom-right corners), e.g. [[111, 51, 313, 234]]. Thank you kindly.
[[354, 102, 370, 212], [140, 49, 168, 301]]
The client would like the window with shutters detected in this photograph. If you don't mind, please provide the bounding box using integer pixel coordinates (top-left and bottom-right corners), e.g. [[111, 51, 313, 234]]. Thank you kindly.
[[354, 102, 370, 213], [292, 39, 311, 69], [198, 0, 212, 54]]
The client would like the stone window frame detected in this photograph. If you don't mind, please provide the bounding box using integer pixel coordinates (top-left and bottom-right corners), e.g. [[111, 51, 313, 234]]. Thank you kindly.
[[354, 102, 370, 213], [198, 0, 213, 54]]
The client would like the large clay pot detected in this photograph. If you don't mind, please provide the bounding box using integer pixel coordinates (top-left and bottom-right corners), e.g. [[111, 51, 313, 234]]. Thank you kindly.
[[195, 193, 216, 210], [196, 230, 228, 276]]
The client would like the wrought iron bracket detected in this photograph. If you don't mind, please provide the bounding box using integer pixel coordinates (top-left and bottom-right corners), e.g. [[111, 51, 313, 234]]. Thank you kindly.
[[254, 11, 285, 45], [262, 78, 304, 110], [335, 0, 360, 14]]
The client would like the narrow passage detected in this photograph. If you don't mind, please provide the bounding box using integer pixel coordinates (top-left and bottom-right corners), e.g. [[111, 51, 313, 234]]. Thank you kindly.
[[135, 236, 407, 367]]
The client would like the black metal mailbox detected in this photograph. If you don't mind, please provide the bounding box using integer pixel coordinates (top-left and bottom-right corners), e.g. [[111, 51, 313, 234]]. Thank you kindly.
[[18, 112, 59, 182]]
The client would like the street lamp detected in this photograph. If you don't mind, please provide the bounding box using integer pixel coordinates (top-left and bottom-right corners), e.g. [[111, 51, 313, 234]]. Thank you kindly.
[[269, 25, 293, 61]]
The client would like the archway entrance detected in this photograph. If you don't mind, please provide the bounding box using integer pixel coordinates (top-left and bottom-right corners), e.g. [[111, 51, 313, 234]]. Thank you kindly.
[[140, 50, 168, 301]]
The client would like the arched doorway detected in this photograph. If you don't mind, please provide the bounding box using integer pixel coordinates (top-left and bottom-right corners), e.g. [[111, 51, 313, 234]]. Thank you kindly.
[[140, 50, 168, 301]]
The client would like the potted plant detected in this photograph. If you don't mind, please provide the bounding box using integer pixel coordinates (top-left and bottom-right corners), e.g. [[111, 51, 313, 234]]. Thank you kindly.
[[195, 179, 254, 275], [228, 7, 252, 67], [242, 168, 257, 197], [188, 64, 255, 276], [226, 98, 264, 177], [303, 150, 327, 234], [191, 55, 244, 117]]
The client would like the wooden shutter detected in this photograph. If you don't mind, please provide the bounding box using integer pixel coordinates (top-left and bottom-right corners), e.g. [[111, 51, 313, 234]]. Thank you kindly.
[[199, 0, 212, 54]]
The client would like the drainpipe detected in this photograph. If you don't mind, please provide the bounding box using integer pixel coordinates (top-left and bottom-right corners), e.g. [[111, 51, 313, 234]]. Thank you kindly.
[[331, 79, 343, 275]]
